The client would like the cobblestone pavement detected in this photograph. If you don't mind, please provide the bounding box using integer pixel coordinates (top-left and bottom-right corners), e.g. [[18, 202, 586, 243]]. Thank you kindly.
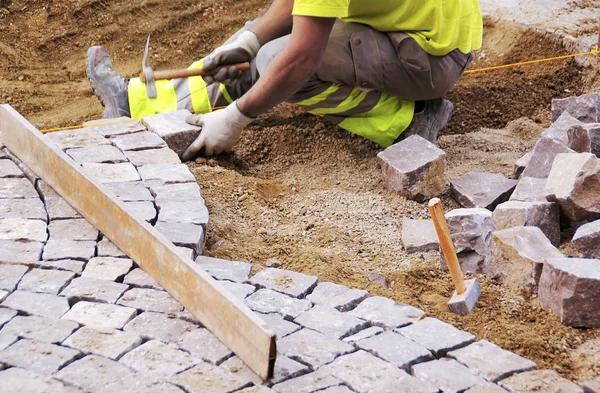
[[0, 115, 579, 392]]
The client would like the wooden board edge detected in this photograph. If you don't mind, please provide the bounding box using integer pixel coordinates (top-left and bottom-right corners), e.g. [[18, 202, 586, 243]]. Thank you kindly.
[[0, 104, 277, 379]]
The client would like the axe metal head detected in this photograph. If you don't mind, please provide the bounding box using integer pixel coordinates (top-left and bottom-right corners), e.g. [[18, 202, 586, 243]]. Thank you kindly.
[[142, 35, 157, 99]]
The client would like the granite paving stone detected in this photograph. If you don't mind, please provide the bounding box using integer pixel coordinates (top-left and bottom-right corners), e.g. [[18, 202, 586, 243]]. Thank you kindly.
[[573, 220, 600, 259], [55, 354, 135, 392], [219, 280, 256, 300], [0, 289, 8, 302], [448, 340, 537, 382], [356, 330, 433, 371], [119, 340, 196, 379], [450, 172, 518, 210], [195, 256, 252, 283], [0, 264, 29, 291], [0, 333, 17, 351], [0, 308, 17, 329], [397, 317, 476, 357], [111, 131, 168, 151], [150, 181, 203, 203], [61, 276, 129, 303], [63, 326, 142, 360], [0, 239, 44, 262], [123, 311, 197, 343], [510, 177, 548, 202], [62, 301, 137, 330], [277, 329, 354, 369], [272, 355, 311, 384], [155, 221, 204, 254], [342, 326, 384, 345], [585, 378, 600, 393], [137, 164, 195, 183], [219, 356, 262, 386], [176, 328, 233, 364], [0, 178, 39, 199], [117, 287, 182, 313], [82, 162, 141, 183], [156, 200, 209, 225], [2, 290, 70, 318], [1, 315, 79, 344], [35, 259, 86, 274], [45, 128, 111, 150], [272, 369, 343, 393], [258, 313, 300, 338], [250, 268, 318, 298], [0, 367, 84, 393], [123, 268, 162, 290], [294, 304, 369, 339], [465, 384, 510, 393], [349, 296, 425, 329], [493, 200, 561, 247], [306, 282, 368, 311], [0, 218, 47, 242], [124, 200, 157, 223], [48, 218, 99, 241], [320, 387, 354, 393], [43, 239, 96, 261], [142, 110, 202, 156], [18, 268, 75, 295], [36, 180, 60, 200], [500, 369, 583, 393], [0, 338, 80, 376], [83, 117, 146, 137], [320, 350, 439, 393], [412, 358, 490, 393], [170, 362, 251, 393], [82, 257, 133, 281], [0, 198, 46, 220], [104, 181, 154, 201], [66, 144, 128, 164], [3, 155, 38, 184], [45, 197, 82, 220], [401, 218, 440, 253], [0, 159, 24, 177], [97, 236, 127, 258], [245, 289, 312, 319], [125, 147, 181, 166], [551, 93, 600, 123], [98, 376, 186, 393], [238, 387, 277, 393]]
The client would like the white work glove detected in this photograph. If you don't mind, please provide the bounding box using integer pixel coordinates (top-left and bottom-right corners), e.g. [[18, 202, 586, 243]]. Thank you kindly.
[[203, 30, 261, 86], [182, 101, 254, 159]]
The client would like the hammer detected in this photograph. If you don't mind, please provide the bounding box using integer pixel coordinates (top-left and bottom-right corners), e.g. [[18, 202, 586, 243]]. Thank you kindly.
[[428, 198, 481, 315], [140, 35, 250, 99]]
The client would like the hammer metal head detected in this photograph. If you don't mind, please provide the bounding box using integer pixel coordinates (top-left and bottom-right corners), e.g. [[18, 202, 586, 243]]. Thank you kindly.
[[448, 278, 480, 316], [142, 35, 157, 99]]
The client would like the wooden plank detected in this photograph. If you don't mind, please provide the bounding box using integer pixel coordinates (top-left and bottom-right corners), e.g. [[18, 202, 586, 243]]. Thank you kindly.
[[0, 104, 276, 379]]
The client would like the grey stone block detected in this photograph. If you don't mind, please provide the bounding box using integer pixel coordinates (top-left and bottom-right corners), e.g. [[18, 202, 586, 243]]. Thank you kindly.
[[0, 178, 39, 199], [104, 181, 154, 201], [111, 131, 167, 151], [0, 198, 46, 220], [219, 356, 262, 386], [124, 201, 157, 223], [0, 308, 17, 329], [18, 268, 75, 295], [397, 317, 476, 357], [155, 221, 204, 254], [0, 289, 7, 303], [195, 256, 252, 283], [83, 117, 146, 137], [82, 257, 133, 281], [494, 201, 561, 246], [36, 180, 59, 200], [62, 301, 137, 330], [1, 315, 78, 344], [377, 135, 446, 202], [237, 387, 277, 393], [411, 358, 490, 393], [0, 218, 47, 242], [538, 257, 600, 327], [45, 197, 82, 220], [465, 385, 509, 393], [349, 296, 425, 329], [320, 350, 439, 393], [450, 172, 518, 210], [48, 218, 99, 241], [585, 378, 600, 393], [514, 151, 532, 179], [356, 331, 432, 371], [0, 366, 83, 393], [171, 362, 251, 393], [320, 387, 354, 393], [306, 282, 367, 311], [294, 304, 369, 339], [271, 355, 311, 384], [4, 155, 39, 185], [401, 218, 439, 253], [117, 288, 182, 313], [35, 259, 86, 274], [0, 338, 80, 376], [448, 340, 536, 382], [523, 137, 575, 179], [61, 276, 129, 304], [98, 376, 185, 393], [66, 144, 128, 164], [123, 311, 197, 342], [142, 110, 202, 157], [156, 200, 209, 226], [125, 147, 181, 166], [2, 290, 70, 318], [0, 159, 24, 178], [250, 267, 318, 298], [510, 177, 548, 202], [176, 328, 232, 364], [43, 239, 96, 261], [272, 369, 343, 393], [551, 93, 600, 123], [487, 227, 563, 292], [277, 328, 354, 369], [342, 326, 384, 345], [500, 369, 583, 393], [258, 313, 300, 338], [63, 326, 142, 360], [573, 220, 600, 259], [219, 280, 256, 300], [0, 264, 29, 291], [55, 354, 134, 392], [46, 128, 110, 150], [138, 164, 195, 183], [123, 268, 162, 290], [544, 153, 600, 221], [82, 162, 141, 183], [0, 239, 43, 263], [0, 333, 17, 351], [542, 112, 585, 146], [245, 289, 312, 319], [150, 181, 203, 204], [97, 237, 127, 258]]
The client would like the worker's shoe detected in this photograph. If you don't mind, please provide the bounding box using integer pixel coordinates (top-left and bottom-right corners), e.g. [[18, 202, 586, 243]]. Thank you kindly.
[[86, 46, 130, 118], [400, 98, 454, 144]]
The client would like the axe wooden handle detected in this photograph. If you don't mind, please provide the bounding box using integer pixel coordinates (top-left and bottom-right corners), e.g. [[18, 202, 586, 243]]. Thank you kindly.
[[140, 62, 251, 83], [428, 198, 467, 295]]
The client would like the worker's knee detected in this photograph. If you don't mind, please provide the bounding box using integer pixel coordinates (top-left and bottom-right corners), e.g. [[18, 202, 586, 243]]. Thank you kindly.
[[255, 35, 290, 76]]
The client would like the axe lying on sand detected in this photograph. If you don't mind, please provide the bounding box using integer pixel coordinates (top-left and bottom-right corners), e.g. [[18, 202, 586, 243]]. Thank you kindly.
[[140, 35, 250, 99]]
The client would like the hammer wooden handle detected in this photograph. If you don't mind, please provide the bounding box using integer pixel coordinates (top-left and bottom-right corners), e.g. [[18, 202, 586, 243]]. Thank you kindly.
[[428, 198, 467, 295], [140, 62, 251, 83]]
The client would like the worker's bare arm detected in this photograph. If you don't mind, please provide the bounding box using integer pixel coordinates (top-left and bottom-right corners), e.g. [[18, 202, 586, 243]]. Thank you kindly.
[[251, 0, 295, 45], [238, 15, 335, 117]]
